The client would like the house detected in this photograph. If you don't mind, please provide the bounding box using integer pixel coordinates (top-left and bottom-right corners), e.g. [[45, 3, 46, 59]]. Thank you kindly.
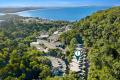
[[65, 25, 71, 32], [30, 42, 46, 52], [30, 42, 39, 46], [48, 34, 59, 43], [54, 42, 63, 48], [38, 34, 49, 40], [53, 31, 59, 35]]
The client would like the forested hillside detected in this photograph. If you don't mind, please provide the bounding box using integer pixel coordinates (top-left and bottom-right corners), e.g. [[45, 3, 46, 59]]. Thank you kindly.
[[0, 15, 69, 80], [0, 6, 120, 80], [74, 6, 120, 80]]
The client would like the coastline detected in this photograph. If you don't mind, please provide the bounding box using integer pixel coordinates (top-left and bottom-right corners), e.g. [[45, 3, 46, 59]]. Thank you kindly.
[[0, 6, 111, 22], [0, 6, 111, 14], [0, 7, 44, 14], [0, 7, 67, 14]]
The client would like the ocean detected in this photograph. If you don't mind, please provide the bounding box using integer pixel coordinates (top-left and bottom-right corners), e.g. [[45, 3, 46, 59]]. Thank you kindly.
[[15, 6, 111, 21]]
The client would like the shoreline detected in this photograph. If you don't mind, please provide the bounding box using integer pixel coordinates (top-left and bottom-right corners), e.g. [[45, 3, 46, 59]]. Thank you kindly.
[[0, 7, 78, 14], [0, 8, 42, 14], [0, 6, 111, 22], [0, 6, 111, 14]]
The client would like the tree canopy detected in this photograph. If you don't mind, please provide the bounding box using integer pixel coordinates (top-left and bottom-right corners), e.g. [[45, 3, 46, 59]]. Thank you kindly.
[[74, 6, 120, 80]]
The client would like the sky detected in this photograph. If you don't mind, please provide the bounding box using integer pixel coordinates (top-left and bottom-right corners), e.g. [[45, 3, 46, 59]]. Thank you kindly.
[[0, 0, 120, 7]]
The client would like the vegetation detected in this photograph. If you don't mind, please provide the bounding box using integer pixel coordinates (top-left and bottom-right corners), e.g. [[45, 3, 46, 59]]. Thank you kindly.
[[0, 49, 51, 80], [0, 6, 120, 80], [0, 15, 69, 80], [59, 30, 83, 62], [58, 6, 120, 80], [74, 6, 120, 80], [46, 72, 79, 80], [59, 29, 83, 45]]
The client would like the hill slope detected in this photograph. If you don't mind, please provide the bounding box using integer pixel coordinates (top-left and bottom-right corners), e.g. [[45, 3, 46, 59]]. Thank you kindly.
[[74, 6, 120, 80]]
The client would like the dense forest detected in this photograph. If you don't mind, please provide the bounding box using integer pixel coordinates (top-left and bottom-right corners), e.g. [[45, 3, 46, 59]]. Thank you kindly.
[[59, 6, 120, 80], [0, 15, 70, 80], [73, 6, 120, 80], [0, 6, 120, 80]]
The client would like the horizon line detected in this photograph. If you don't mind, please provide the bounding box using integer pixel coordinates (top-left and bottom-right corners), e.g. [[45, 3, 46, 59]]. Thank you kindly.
[[0, 5, 117, 8]]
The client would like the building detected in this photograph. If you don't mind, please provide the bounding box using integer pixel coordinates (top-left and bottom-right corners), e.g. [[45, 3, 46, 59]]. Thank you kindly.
[[53, 31, 59, 35], [48, 34, 59, 43], [38, 34, 49, 39], [65, 25, 71, 32]]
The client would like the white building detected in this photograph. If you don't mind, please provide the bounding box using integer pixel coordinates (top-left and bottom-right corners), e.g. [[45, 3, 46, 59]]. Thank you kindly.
[[39, 34, 49, 39]]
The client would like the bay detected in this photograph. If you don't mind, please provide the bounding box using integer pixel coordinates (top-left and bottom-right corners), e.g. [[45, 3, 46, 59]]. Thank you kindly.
[[16, 6, 111, 21]]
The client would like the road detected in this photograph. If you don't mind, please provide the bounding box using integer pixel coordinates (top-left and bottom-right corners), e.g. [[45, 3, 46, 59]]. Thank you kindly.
[[69, 48, 88, 79]]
